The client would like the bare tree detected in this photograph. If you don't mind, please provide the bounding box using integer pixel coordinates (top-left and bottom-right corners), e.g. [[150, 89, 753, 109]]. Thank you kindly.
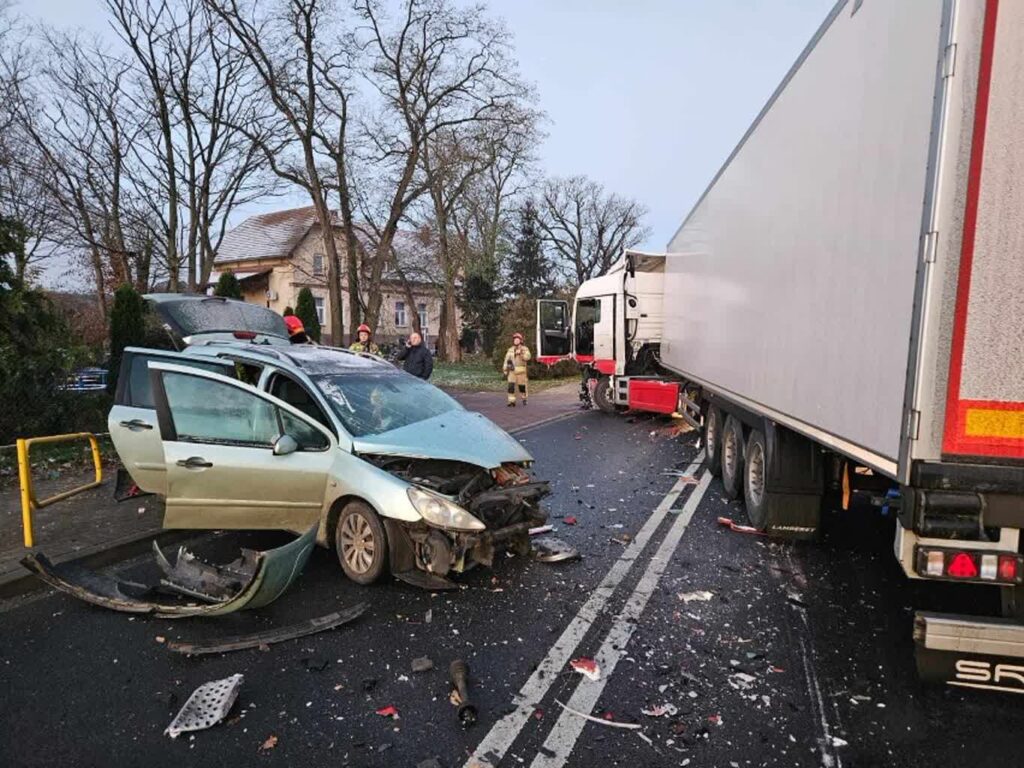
[[537, 175, 650, 285], [205, 0, 355, 342], [108, 0, 276, 292], [356, 0, 531, 359]]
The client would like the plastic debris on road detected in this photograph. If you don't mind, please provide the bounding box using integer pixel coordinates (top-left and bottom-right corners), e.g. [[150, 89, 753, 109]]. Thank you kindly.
[[678, 590, 714, 603], [165, 673, 243, 739], [570, 657, 601, 681], [563, 516, 578, 525], [259, 735, 278, 753], [716, 516, 767, 536], [376, 705, 400, 719], [641, 703, 678, 717], [411, 656, 434, 673]]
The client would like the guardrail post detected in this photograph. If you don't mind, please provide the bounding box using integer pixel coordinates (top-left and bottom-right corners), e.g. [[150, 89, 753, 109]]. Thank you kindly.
[[17, 438, 33, 548]]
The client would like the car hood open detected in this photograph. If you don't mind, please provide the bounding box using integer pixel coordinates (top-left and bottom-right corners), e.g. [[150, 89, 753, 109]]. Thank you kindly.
[[352, 409, 532, 469]]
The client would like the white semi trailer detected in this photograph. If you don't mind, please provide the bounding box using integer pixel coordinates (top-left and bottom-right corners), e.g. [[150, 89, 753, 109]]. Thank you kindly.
[[537, 0, 1024, 690]]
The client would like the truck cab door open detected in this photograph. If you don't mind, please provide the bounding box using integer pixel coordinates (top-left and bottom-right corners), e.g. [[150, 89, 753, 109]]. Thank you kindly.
[[108, 349, 237, 495], [536, 299, 572, 363], [149, 362, 335, 531]]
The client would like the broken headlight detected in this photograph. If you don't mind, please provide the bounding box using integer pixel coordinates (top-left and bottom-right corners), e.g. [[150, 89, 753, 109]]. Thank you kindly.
[[407, 487, 486, 532]]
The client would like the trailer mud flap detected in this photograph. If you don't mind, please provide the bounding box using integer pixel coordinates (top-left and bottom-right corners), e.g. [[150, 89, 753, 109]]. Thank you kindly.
[[914, 611, 1024, 693]]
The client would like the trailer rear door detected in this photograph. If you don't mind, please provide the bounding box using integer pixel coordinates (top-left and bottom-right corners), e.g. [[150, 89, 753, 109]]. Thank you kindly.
[[942, 0, 1024, 461]]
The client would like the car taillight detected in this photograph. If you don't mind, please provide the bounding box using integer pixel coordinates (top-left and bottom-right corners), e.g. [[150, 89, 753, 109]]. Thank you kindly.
[[915, 546, 1024, 585], [233, 331, 257, 339]]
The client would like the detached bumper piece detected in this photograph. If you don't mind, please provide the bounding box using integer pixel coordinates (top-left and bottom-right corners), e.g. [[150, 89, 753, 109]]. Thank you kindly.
[[20, 524, 317, 618], [167, 604, 369, 655], [914, 611, 1024, 693]]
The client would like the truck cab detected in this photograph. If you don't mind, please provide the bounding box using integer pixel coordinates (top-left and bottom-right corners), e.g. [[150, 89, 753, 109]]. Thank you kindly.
[[537, 250, 683, 415]]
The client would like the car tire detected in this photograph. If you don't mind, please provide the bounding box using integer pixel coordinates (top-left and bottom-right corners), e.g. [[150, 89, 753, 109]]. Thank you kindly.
[[335, 501, 389, 585], [720, 415, 744, 500], [592, 375, 617, 414], [704, 404, 723, 477]]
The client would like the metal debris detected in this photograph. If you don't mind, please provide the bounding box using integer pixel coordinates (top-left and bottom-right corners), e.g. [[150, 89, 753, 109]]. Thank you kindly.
[[531, 536, 580, 563], [641, 703, 678, 717], [449, 659, 477, 727], [166, 604, 369, 655], [165, 673, 243, 739], [570, 657, 601, 681]]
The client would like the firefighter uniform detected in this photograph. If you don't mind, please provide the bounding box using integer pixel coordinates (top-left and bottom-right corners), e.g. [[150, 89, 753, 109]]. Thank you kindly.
[[349, 323, 380, 356], [504, 335, 531, 406]]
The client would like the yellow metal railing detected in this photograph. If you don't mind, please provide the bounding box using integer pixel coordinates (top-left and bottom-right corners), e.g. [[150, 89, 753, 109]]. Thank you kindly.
[[17, 433, 103, 548]]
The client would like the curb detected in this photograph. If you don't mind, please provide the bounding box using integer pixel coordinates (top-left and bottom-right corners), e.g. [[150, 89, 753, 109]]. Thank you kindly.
[[0, 528, 196, 600]]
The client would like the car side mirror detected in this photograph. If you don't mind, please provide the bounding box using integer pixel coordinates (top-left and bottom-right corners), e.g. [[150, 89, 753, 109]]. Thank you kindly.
[[273, 434, 299, 456]]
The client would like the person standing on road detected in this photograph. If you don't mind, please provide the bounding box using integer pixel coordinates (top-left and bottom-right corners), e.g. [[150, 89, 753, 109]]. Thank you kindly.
[[349, 323, 380, 355], [503, 332, 531, 407], [397, 331, 433, 380]]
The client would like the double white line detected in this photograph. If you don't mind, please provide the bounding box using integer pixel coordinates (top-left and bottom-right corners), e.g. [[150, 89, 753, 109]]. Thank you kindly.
[[464, 454, 711, 768]]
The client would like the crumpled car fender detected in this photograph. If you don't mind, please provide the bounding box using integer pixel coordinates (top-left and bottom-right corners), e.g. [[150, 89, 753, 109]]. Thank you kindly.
[[20, 524, 317, 618]]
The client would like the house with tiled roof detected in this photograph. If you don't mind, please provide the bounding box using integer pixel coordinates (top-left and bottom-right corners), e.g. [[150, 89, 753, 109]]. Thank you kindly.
[[212, 206, 452, 347]]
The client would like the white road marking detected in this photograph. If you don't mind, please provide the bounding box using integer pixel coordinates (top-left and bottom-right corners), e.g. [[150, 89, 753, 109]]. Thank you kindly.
[[529, 471, 713, 768], [463, 454, 705, 768]]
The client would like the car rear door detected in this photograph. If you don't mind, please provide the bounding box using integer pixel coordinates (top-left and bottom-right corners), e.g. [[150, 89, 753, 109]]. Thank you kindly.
[[108, 349, 236, 495], [149, 362, 336, 531]]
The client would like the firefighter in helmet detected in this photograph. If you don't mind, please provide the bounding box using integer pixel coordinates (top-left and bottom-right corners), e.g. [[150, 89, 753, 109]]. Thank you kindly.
[[349, 323, 380, 355], [284, 315, 310, 344], [503, 331, 531, 407]]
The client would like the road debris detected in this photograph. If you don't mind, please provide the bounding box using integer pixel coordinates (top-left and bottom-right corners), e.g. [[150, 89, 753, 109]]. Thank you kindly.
[[678, 590, 714, 603], [259, 735, 278, 753], [728, 672, 757, 691], [376, 705, 400, 719], [165, 673, 243, 739], [22, 525, 317, 617], [167, 604, 369, 655], [563, 516, 578, 525], [531, 536, 580, 563], [555, 700, 640, 730], [570, 657, 601, 681], [661, 472, 699, 484], [716, 516, 767, 536], [641, 703, 678, 717], [449, 659, 478, 727], [529, 524, 554, 536], [411, 657, 434, 673]]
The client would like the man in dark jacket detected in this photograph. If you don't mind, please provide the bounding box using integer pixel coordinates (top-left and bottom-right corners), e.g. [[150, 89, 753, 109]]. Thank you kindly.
[[397, 332, 433, 380]]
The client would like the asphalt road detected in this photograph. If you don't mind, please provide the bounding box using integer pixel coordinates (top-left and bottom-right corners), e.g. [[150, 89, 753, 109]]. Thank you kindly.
[[1, 411, 1022, 768]]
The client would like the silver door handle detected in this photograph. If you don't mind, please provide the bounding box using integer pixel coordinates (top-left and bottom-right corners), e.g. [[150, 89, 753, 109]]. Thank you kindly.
[[176, 456, 213, 469], [119, 419, 153, 431]]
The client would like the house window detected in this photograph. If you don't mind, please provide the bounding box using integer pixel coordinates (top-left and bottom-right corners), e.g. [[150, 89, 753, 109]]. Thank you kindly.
[[314, 296, 325, 325], [417, 303, 428, 331], [312, 254, 324, 277], [395, 301, 407, 327]]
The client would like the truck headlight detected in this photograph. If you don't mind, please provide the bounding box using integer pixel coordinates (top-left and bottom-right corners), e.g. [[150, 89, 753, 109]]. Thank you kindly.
[[407, 487, 486, 532]]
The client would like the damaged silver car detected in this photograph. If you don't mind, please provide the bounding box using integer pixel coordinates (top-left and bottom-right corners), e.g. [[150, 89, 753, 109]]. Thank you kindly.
[[108, 342, 549, 588]]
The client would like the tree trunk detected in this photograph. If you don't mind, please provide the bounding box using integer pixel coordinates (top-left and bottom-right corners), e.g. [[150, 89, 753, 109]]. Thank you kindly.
[[439, 281, 461, 362]]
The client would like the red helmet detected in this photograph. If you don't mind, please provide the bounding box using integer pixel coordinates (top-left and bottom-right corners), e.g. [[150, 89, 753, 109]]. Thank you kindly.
[[357, 323, 371, 334], [285, 315, 305, 336]]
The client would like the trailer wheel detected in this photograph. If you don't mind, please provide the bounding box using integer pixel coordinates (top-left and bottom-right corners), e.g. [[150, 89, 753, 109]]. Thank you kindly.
[[720, 415, 744, 499], [592, 375, 617, 414], [744, 429, 777, 530], [703, 405, 723, 477]]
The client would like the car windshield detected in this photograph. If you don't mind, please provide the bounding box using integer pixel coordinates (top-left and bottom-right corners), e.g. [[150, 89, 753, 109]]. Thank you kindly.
[[161, 298, 288, 338], [312, 372, 460, 437]]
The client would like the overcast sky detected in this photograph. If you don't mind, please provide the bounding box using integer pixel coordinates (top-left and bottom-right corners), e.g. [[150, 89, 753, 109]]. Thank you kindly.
[[21, 0, 833, 286]]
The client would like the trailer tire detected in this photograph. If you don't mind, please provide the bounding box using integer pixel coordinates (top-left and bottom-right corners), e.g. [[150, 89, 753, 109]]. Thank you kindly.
[[592, 375, 617, 414], [720, 415, 744, 500], [704, 405, 723, 477], [744, 429, 781, 530]]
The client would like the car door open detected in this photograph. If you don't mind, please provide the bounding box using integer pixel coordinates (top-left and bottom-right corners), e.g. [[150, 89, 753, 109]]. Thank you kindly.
[[108, 349, 237, 495], [536, 299, 572, 363], [148, 362, 337, 532]]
